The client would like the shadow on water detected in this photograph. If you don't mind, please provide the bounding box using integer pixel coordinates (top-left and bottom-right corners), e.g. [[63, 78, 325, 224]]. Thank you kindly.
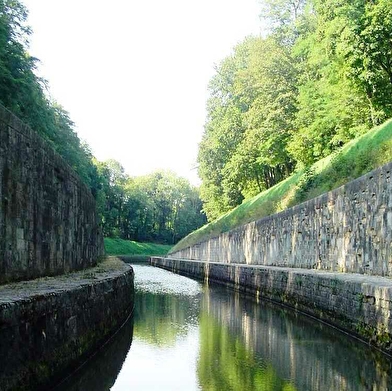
[[49, 265, 392, 391], [199, 285, 392, 391], [116, 255, 150, 263], [51, 315, 134, 391]]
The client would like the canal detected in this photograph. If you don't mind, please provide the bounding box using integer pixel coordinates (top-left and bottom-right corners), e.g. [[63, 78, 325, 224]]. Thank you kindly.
[[54, 264, 392, 391]]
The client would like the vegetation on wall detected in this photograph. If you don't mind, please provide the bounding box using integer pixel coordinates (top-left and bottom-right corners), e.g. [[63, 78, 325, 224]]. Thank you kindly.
[[0, 0, 206, 246]]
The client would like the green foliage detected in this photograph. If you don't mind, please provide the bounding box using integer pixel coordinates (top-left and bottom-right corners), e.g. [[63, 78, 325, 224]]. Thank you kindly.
[[287, 0, 376, 167], [95, 163, 206, 244], [344, 0, 392, 120], [291, 167, 315, 204], [198, 314, 298, 391], [172, 118, 392, 253], [198, 36, 297, 220], [0, 0, 96, 188], [104, 238, 172, 257], [198, 0, 392, 221]]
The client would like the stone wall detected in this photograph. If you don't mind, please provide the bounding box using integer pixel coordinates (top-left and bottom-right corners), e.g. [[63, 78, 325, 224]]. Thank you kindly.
[[170, 161, 392, 277], [54, 315, 134, 391], [151, 257, 392, 354], [0, 105, 104, 283], [0, 263, 134, 391]]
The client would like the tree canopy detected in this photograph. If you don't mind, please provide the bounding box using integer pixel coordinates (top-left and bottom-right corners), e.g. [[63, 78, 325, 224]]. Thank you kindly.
[[198, 0, 392, 221], [94, 162, 206, 244], [0, 0, 206, 245], [4, 0, 391, 239]]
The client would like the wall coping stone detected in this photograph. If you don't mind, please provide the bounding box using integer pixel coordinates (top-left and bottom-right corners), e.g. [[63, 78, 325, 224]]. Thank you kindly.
[[156, 256, 392, 290], [0, 257, 134, 391], [151, 256, 392, 354], [0, 257, 132, 307]]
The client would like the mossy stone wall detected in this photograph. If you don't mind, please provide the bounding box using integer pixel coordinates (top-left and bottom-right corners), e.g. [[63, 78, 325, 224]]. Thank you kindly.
[[170, 162, 392, 277], [0, 266, 134, 391], [0, 105, 104, 283], [151, 257, 392, 354]]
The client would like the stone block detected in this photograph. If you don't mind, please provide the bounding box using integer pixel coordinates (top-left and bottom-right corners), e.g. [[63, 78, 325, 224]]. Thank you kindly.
[[0, 105, 104, 283]]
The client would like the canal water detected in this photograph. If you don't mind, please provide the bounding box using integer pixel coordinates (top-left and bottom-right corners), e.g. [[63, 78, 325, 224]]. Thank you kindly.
[[55, 264, 392, 391]]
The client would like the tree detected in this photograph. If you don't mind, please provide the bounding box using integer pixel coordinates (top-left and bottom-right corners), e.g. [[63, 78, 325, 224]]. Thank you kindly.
[[226, 36, 297, 197], [92, 159, 128, 238], [131, 171, 206, 244], [0, 0, 97, 188], [343, 0, 392, 122], [197, 0, 392, 221], [198, 41, 254, 219], [198, 36, 298, 219]]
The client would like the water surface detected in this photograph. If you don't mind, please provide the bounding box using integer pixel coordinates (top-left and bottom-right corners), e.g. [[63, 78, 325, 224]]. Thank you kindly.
[[55, 264, 392, 391]]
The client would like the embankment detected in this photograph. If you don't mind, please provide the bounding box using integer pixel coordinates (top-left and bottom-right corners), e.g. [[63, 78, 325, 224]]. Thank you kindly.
[[0, 258, 134, 391], [0, 104, 104, 284], [151, 257, 392, 354], [156, 161, 392, 352], [169, 161, 392, 277]]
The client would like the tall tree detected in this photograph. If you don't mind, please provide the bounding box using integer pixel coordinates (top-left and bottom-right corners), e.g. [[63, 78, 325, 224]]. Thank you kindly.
[[198, 36, 298, 219], [198, 41, 253, 219], [0, 0, 97, 188]]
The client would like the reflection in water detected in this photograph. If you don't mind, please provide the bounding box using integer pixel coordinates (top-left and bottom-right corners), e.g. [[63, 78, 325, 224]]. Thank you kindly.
[[112, 265, 202, 391], [133, 265, 201, 347], [198, 313, 297, 391], [199, 286, 392, 391], [53, 315, 134, 391], [57, 265, 392, 391]]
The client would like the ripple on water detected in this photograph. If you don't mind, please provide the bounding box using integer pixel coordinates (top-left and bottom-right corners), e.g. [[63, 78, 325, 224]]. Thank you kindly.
[[132, 264, 202, 296]]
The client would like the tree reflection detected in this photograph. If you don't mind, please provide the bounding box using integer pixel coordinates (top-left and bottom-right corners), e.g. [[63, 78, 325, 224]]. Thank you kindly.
[[198, 314, 297, 391], [198, 286, 392, 391], [133, 289, 199, 347]]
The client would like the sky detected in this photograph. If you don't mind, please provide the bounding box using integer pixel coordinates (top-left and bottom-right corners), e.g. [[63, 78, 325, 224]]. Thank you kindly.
[[21, 0, 262, 185]]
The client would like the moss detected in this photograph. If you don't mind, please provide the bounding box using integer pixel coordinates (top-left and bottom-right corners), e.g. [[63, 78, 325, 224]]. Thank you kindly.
[[356, 293, 364, 310]]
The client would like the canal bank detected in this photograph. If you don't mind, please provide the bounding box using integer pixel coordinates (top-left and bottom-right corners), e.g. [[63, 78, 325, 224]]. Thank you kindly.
[[55, 263, 392, 391], [151, 257, 392, 355], [0, 257, 134, 391]]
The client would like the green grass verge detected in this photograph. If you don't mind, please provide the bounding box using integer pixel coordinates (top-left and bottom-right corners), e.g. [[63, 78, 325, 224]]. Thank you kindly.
[[171, 119, 392, 253], [104, 238, 172, 259]]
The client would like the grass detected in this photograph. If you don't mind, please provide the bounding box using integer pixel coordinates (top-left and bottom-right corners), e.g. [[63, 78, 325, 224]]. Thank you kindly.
[[171, 119, 392, 253], [104, 238, 172, 260]]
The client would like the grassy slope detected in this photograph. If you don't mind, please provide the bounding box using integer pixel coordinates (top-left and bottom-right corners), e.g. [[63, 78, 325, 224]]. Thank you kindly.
[[104, 238, 172, 258], [171, 119, 392, 253]]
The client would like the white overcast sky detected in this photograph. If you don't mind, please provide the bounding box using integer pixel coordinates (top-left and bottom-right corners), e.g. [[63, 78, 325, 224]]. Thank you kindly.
[[21, 0, 262, 185]]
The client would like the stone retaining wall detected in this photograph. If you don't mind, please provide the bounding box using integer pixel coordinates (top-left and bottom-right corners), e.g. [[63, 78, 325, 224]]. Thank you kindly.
[[170, 161, 392, 276], [151, 257, 392, 354], [0, 262, 134, 391], [0, 105, 104, 283]]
